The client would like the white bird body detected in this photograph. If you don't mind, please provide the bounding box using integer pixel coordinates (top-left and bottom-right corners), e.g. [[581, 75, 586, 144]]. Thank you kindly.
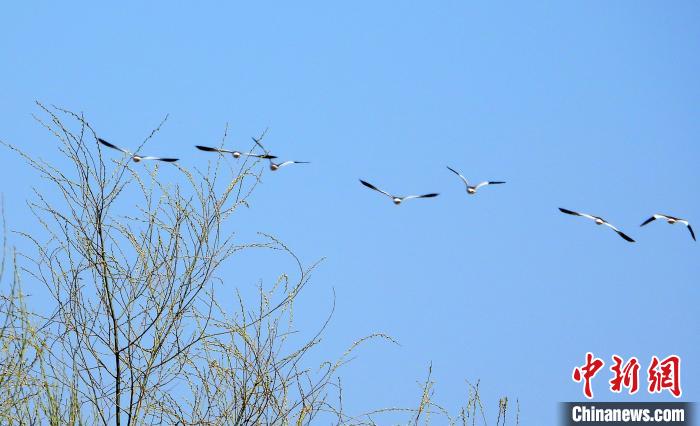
[[269, 160, 309, 171], [640, 214, 695, 241], [359, 179, 439, 205], [244, 136, 308, 171], [559, 208, 635, 242], [446, 166, 505, 195], [195, 145, 276, 159], [99, 138, 178, 163]]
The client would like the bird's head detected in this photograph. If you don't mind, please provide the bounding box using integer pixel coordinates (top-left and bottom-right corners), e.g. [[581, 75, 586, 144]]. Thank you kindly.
[[393, 198, 402, 205]]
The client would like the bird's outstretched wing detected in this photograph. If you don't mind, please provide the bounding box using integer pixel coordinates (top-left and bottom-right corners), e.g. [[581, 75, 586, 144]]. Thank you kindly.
[[615, 229, 636, 243], [277, 160, 309, 168], [687, 224, 696, 241], [196, 145, 234, 154], [138, 156, 179, 162], [197, 146, 276, 159], [640, 215, 658, 227], [359, 180, 393, 198], [677, 220, 696, 241], [601, 222, 635, 243], [403, 193, 439, 200], [559, 208, 597, 222], [446, 166, 469, 186], [251, 131, 272, 156], [98, 138, 132, 155], [475, 181, 506, 189], [559, 207, 580, 216]]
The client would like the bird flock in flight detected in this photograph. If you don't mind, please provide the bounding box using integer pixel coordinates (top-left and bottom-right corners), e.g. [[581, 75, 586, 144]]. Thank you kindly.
[[97, 137, 696, 243]]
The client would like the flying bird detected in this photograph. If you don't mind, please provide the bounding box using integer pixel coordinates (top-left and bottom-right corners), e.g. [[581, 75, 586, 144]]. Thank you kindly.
[[195, 145, 276, 159], [640, 214, 695, 241], [251, 135, 275, 158], [268, 159, 310, 171], [359, 179, 439, 205], [98, 138, 178, 163], [248, 134, 307, 171], [446, 166, 505, 195], [558, 208, 635, 242]]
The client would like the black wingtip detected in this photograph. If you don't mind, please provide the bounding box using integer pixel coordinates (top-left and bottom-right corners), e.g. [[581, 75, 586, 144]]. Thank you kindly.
[[359, 179, 383, 193], [617, 231, 636, 243], [359, 179, 373, 188], [97, 138, 116, 148], [640, 217, 655, 227], [688, 225, 696, 241], [559, 207, 578, 216], [195, 145, 217, 152], [159, 158, 179, 163], [421, 193, 439, 198]]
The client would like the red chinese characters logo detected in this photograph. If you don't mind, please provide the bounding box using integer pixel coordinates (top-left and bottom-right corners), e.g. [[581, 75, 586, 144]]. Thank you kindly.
[[572, 352, 605, 399], [609, 355, 640, 395], [573, 354, 682, 398], [648, 355, 682, 398]]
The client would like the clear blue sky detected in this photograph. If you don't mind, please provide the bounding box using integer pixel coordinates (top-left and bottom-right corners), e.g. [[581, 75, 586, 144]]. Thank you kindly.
[[1, 2, 699, 424]]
